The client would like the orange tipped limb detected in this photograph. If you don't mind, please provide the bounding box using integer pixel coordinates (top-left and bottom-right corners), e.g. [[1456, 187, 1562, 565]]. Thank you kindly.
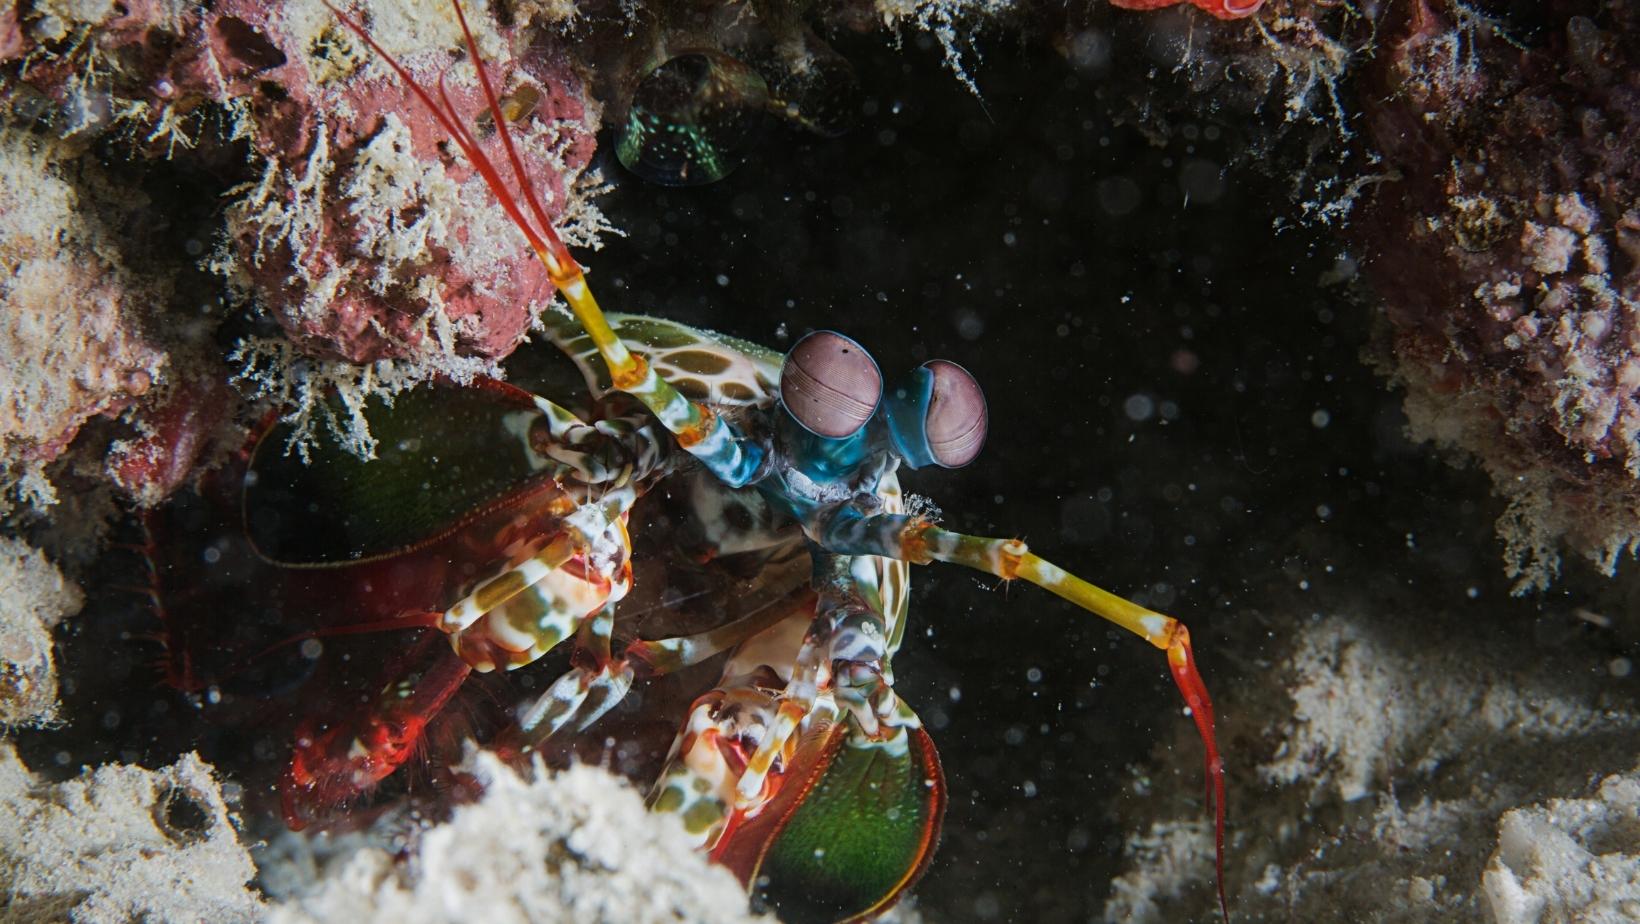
[[904, 523, 1230, 922]]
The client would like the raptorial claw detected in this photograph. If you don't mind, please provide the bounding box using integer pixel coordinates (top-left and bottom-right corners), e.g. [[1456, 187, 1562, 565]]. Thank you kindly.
[[514, 658, 636, 743], [279, 639, 471, 829]]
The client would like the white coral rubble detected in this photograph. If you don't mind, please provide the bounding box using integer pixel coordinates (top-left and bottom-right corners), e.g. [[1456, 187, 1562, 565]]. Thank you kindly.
[[271, 753, 769, 924], [0, 742, 264, 923], [1483, 766, 1640, 924], [0, 537, 83, 726]]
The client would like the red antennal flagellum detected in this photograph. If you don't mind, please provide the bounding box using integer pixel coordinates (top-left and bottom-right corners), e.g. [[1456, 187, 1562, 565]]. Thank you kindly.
[[321, 1, 577, 281], [1167, 628, 1229, 923]]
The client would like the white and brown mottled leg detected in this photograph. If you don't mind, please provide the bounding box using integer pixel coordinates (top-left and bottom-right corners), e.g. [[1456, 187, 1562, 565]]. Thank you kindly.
[[436, 484, 639, 748], [513, 600, 635, 742], [643, 597, 822, 847], [725, 540, 916, 810], [819, 510, 1229, 916]]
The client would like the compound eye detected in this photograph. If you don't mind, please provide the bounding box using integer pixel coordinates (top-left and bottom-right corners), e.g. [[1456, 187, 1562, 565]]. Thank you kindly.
[[923, 360, 987, 467], [780, 331, 882, 438]]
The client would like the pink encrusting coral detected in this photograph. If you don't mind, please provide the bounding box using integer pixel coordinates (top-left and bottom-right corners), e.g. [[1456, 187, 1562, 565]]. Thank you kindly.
[[1355, 1, 1640, 589], [2, 1, 605, 502], [1107, 0, 1264, 20], [0, 0, 209, 143], [106, 364, 237, 507], [210, 0, 603, 367], [0, 133, 169, 510]]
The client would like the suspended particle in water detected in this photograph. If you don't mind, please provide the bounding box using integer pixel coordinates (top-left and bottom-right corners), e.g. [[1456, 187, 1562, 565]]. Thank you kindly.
[[615, 50, 769, 186]]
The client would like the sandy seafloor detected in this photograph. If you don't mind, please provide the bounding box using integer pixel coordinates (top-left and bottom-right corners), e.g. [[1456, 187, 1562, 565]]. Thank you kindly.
[[4, 12, 1640, 924]]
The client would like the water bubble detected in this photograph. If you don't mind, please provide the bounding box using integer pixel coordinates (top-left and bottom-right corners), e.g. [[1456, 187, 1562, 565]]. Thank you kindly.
[[1097, 175, 1142, 217], [616, 51, 769, 186], [1060, 494, 1110, 545], [1066, 30, 1112, 76], [1123, 393, 1155, 422]]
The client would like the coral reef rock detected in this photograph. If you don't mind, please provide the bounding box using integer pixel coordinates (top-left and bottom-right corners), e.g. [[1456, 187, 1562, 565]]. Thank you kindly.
[[215, 0, 604, 369], [270, 753, 768, 924], [0, 742, 264, 923], [0, 538, 82, 726], [104, 362, 237, 508], [1357, 1, 1640, 591], [1105, 598, 1640, 922], [0, 0, 201, 143], [0, 133, 167, 512], [1483, 764, 1640, 924]]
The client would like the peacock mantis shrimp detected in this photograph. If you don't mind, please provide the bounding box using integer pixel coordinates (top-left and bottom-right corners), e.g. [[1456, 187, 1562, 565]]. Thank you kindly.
[[201, 3, 1235, 920]]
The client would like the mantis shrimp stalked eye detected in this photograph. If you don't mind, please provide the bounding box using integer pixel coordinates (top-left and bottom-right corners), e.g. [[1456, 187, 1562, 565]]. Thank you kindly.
[[885, 360, 988, 470], [780, 331, 884, 439]]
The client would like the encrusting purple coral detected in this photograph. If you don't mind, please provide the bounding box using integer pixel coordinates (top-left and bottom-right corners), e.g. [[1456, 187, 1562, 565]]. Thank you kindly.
[[1354, 0, 1640, 590]]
